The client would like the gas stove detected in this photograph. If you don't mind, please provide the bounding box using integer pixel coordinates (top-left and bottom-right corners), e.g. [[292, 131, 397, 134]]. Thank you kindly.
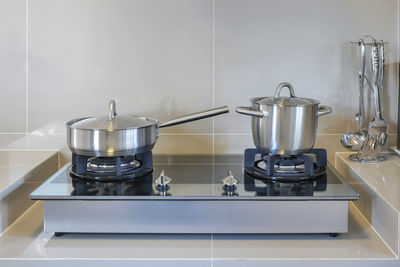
[[31, 150, 358, 235]]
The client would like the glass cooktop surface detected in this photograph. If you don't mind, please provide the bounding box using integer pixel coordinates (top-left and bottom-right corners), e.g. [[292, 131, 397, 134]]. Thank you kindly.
[[30, 154, 359, 200]]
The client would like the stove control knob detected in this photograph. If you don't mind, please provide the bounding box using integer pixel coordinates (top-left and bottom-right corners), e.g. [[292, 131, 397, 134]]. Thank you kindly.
[[221, 171, 238, 195], [154, 170, 172, 192]]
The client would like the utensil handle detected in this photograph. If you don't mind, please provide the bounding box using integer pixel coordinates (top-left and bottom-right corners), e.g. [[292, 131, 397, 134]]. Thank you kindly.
[[274, 82, 295, 98], [371, 41, 383, 120], [358, 39, 366, 130], [109, 100, 117, 120], [159, 106, 229, 128], [378, 40, 385, 118], [317, 105, 332, 117], [235, 106, 269, 118]]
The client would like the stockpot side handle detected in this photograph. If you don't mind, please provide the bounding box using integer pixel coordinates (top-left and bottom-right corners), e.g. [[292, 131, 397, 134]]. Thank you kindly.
[[235, 106, 269, 118], [317, 105, 333, 117], [158, 106, 229, 128], [274, 82, 295, 98]]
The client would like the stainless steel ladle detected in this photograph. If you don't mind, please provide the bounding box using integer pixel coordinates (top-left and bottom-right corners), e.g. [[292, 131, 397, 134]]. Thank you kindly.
[[341, 39, 368, 151]]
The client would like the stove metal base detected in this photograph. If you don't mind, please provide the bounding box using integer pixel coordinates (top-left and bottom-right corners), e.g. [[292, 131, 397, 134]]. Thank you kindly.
[[43, 200, 348, 234]]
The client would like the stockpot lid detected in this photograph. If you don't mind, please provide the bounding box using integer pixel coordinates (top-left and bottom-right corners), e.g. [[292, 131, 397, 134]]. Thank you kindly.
[[66, 100, 157, 130], [255, 82, 320, 107]]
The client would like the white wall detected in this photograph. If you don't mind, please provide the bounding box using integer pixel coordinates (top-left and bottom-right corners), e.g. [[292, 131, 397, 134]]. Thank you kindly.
[[0, 0, 399, 156]]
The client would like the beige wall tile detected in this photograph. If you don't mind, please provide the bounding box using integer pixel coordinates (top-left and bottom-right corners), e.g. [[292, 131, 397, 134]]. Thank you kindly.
[[214, 0, 399, 135], [0, 0, 26, 133], [28, 0, 213, 134], [0, 0, 398, 154]]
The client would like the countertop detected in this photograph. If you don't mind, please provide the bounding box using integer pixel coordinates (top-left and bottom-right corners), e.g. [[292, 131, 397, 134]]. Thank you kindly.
[[336, 152, 400, 213], [0, 134, 399, 266]]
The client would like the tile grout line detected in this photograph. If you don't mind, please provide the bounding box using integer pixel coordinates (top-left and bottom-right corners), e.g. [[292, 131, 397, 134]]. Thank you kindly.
[[211, 0, 215, 266], [212, 0, 215, 157], [0, 201, 40, 238], [1, 132, 379, 136], [396, 0, 400, 129], [349, 202, 399, 258], [338, 154, 400, 213], [25, 0, 29, 134]]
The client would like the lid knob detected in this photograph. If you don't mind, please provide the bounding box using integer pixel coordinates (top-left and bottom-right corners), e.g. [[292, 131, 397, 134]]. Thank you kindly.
[[108, 100, 117, 120], [274, 82, 296, 98]]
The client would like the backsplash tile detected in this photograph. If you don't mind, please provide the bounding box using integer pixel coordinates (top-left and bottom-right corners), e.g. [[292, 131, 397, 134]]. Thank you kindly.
[[28, 0, 213, 134], [0, 0, 26, 133], [0, 0, 398, 154], [214, 0, 398, 135]]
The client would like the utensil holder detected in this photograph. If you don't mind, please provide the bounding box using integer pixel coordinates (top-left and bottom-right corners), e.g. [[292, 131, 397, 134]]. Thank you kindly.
[[349, 152, 386, 163], [343, 36, 388, 163]]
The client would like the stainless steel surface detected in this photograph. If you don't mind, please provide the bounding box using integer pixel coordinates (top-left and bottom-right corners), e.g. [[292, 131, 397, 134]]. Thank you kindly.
[[317, 105, 333, 117], [274, 82, 295, 98], [358, 39, 367, 131], [109, 100, 116, 120], [341, 39, 368, 152], [341, 132, 367, 152], [31, 154, 357, 234], [154, 170, 172, 187], [235, 106, 268, 118], [349, 153, 386, 163], [66, 102, 229, 157], [236, 82, 332, 155], [43, 200, 348, 234], [363, 40, 387, 156], [221, 170, 239, 187], [154, 170, 172, 195], [343, 37, 388, 162], [87, 158, 140, 173], [66, 121, 157, 157], [158, 106, 229, 128], [258, 82, 320, 106], [221, 170, 239, 196], [379, 40, 385, 100], [348, 39, 389, 46], [70, 101, 156, 130]]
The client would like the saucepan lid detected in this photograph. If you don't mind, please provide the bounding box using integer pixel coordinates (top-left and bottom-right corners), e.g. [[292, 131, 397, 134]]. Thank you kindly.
[[66, 100, 157, 130], [255, 82, 320, 107]]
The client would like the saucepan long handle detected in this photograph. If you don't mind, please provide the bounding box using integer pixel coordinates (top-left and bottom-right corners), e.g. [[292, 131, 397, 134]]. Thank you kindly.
[[159, 106, 229, 128]]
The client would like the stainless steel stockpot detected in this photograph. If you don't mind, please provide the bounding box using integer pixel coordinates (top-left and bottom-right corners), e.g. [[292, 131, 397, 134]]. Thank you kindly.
[[236, 82, 332, 155], [66, 100, 229, 157]]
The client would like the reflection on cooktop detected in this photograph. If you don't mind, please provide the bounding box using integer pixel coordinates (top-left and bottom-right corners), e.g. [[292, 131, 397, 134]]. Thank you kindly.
[[31, 155, 358, 200], [72, 175, 153, 196], [244, 173, 327, 196]]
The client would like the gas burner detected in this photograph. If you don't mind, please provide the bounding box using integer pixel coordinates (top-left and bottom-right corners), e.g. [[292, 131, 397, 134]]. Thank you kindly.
[[69, 151, 153, 182], [257, 160, 305, 174], [244, 148, 327, 183], [87, 156, 140, 173]]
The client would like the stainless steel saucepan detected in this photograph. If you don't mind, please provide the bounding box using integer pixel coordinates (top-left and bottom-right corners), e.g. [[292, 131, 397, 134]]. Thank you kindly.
[[66, 100, 229, 157], [236, 82, 332, 155]]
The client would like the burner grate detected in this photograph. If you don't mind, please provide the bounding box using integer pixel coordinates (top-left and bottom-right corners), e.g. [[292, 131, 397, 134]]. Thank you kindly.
[[244, 148, 327, 182], [69, 150, 153, 182]]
